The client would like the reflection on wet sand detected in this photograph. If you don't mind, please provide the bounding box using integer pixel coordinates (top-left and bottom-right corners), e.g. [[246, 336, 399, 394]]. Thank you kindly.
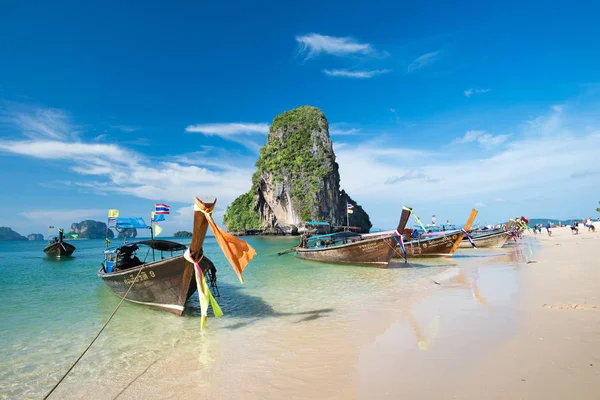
[[404, 241, 536, 351]]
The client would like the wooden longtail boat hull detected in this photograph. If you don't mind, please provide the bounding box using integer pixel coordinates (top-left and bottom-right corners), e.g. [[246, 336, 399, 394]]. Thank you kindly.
[[295, 207, 411, 267], [459, 231, 509, 248], [296, 236, 396, 267], [392, 208, 479, 259], [98, 254, 197, 315], [43, 242, 76, 257], [396, 233, 462, 258]]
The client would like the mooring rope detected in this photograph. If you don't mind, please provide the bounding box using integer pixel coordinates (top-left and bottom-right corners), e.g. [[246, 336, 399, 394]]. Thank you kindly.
[[384, 239, 441, 285], [43, 264, 147, 399]]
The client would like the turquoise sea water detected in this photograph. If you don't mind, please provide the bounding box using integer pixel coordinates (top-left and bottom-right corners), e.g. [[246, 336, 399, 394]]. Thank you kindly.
[[0, 236, 536, 399]]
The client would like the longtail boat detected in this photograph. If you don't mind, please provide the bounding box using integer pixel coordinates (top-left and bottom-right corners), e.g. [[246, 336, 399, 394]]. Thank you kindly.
[[43, 229, 76, 257], [458, 229, 509, 248], [294, 207, 411, 267], [394, 209, 478, 258], [98, 197, 256, 322]]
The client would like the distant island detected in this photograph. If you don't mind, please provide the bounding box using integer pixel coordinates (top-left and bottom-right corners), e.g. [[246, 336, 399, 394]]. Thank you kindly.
[[117, 228, 137, 239], [173, 231, 192, 237], [70, 220, 114, 239], [0, 227, 27, 241], [223, 106, 371, 235], [27, 233, 44, 241]]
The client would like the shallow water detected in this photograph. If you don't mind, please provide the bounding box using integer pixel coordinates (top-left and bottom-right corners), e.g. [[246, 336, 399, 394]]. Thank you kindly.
[[0, 237, 536, 399]]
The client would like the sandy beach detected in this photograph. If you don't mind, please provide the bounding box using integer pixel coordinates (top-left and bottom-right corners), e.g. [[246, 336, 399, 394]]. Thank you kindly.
[[44, 225, 599, 400]]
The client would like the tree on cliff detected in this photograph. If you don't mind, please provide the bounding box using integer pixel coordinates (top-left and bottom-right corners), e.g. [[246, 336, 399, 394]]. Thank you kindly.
[[224, 106, 372, 233]]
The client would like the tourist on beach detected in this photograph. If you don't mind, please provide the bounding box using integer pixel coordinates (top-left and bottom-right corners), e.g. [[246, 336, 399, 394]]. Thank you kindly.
[[570, 221, 578, 235], [546, 222, 552, 236]]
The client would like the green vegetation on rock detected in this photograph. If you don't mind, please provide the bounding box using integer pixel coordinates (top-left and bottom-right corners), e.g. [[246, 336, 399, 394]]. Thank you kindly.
[[223, 192, 262, 232], [254, 106, 333, 221], [255, 106, 331, 182], [225, 105, 371, 233], [173, 231, 192, 237]]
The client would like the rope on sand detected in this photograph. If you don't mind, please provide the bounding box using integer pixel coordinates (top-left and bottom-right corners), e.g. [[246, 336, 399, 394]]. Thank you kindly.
[[43, 265, 147, 399]]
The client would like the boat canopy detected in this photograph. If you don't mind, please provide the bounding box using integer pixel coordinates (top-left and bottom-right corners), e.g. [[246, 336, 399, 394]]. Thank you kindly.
[[136, 240, 187, 251], [104, 239, 187, 254], [306, 221, 330, 226], [308, 231, 360, 241], [112, 217, 148, 229]]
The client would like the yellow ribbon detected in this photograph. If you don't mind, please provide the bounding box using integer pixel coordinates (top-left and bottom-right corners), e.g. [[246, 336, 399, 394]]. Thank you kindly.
[[184, 248, 223, 328]]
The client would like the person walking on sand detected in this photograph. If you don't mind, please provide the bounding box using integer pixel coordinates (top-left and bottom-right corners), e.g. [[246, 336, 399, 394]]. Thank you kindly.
[[546, 222, 552, 237]]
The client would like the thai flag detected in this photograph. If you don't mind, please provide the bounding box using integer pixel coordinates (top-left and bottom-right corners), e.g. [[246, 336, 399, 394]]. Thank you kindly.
[[108, 217, 116, 225], [347, 203, 354, 210], [155, 204, 171, 215]]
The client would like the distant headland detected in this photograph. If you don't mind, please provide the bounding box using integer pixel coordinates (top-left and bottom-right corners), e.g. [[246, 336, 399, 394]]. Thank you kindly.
[[0, 227, 27, 241]]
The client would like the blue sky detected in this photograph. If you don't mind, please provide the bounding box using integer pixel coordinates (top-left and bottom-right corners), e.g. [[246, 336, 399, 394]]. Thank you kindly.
[[1, 0, 599, 236]]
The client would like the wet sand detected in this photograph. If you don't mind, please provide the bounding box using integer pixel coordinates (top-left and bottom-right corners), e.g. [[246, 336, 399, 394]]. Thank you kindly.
[[56, 225, 599, 400]]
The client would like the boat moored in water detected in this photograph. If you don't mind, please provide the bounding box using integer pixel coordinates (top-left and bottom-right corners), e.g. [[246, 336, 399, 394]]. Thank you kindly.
[[458, 229, 510, 248], [43, 229, 76, 258], [393, 208, 479, 258], [98, 197, 256, 320], [294, 207, 411, 267]]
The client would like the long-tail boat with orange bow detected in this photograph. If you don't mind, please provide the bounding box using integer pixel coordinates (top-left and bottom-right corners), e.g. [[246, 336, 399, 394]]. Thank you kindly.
[[393, 208, 479, 258], [98, 197, 255, 326], [293, 207, 411, 267]]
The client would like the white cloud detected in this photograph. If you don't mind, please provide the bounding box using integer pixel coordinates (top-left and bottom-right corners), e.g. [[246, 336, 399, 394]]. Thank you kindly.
[[329, 123, 360, 136], [295, 33, 374, 59], [464, 88, 491, 97], [20, 209, 106, 222], [2, 107, 78, 140], [334, 105, 600, 229], [185, 123, 269, 137], [185, 122, 269, 152], [475, 202, 486, 208], [407, 51, 440, 73], [454, 130, 510, 148], [386, 169, 440, 184], [109, 125, 138, 132], [322, 69, 391, 78]]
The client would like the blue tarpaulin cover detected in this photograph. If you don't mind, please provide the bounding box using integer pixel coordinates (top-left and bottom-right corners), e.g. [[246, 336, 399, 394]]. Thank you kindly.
[[113, 217, 148, 229]]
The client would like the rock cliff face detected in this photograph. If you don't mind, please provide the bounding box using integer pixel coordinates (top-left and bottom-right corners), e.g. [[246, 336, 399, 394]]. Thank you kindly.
[[117, 228, 137, 239], [27, 233, 44, 241], [224, 106, 371, 234], [70, 220, 114, 239], [0, 227, 27, 241]]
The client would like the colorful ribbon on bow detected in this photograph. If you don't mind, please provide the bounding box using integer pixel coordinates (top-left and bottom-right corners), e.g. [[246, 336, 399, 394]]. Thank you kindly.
[[461, 228, 477, 248], [393, 230, 407, 263], [184, 248, 223, 328], [194, 200, 256, 284]]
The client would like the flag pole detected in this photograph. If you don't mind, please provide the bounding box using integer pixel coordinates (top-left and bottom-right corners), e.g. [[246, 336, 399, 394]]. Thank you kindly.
[[150, 210, 155, 261]]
